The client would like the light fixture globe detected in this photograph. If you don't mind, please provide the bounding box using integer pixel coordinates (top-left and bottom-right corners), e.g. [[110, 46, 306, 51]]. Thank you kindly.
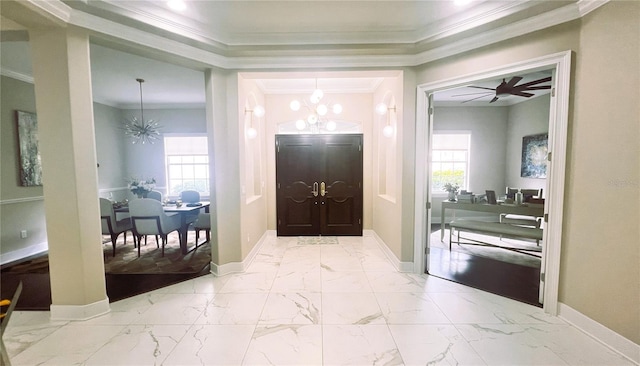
[[383, 125, 394, 138], [246, 127, 258, 139], [307, 114, 318, 125], [316, 104, 328, 116], [326, 120, 337, 131], [295, 119, 306, 130], [332, 104, 343, 114], [253, 105, 265, 117], [375, 102, 389, 115], [290, 100, 301, 111]]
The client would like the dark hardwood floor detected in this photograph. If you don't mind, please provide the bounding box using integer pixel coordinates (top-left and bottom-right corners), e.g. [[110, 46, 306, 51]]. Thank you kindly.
[[427, 225, 542, 307]]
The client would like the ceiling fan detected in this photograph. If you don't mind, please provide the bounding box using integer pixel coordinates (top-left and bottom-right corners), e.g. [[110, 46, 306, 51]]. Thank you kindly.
[[453, 76, 552, 103]]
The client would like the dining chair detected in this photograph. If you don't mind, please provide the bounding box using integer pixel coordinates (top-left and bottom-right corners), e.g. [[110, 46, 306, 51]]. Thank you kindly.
[[0, 281, 22, 366], [100, 198, 134, 257], [147, 190, 163, 201], [180, 190, 200, 203], [193, 212, 211, 247], [129, 198, 181, 257], [180, 190, 201, 225]]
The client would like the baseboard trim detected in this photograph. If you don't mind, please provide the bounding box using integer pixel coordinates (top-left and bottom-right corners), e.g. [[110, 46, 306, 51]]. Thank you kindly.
[[0, 242, 48, 266], [210, 230, 271, 276], [366, 230, 414, 273], [558, 302, 639, 365], [50, 298, 110, 321]]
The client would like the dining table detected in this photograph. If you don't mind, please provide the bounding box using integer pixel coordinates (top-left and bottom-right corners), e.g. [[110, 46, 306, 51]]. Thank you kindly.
[[115, 201, 210, 254]]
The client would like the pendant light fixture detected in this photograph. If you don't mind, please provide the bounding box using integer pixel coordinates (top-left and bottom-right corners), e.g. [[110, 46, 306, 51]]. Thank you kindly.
[[290, 79, 343, 134], [123, 78, 162, 144]]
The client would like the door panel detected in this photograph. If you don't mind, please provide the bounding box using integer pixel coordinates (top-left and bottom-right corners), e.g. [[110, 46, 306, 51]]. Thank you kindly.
[[276, 134, 362, 236]]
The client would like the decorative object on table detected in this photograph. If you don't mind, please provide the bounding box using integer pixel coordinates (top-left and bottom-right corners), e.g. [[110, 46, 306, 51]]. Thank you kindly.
[[521, 133, 548, 178], [128, 177, 156, 198], [16, 110, 42, 186], [515, 189, 524, 205], [123, 78, 162, 144], [485, 190, 497, 204], [443, 182, 460, 201]]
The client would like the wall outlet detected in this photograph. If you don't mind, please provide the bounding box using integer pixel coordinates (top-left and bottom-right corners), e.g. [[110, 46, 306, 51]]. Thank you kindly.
[[20, 230, 28, 239]]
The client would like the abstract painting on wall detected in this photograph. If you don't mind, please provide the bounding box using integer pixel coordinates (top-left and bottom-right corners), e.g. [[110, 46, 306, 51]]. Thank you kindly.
[[521, 133, 548, 179], [17, 110, 43, 186]]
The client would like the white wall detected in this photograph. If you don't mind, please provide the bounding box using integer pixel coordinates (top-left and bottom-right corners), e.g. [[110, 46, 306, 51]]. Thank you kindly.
[[94, 102, 128, 201], [505, 94, 550, 194], [431, 105, 508, 222], [122, 108, 206, 198]]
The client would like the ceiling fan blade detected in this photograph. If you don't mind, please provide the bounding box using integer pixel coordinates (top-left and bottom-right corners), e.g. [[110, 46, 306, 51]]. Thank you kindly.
[[468, 86, 496, 91], [461, 94, 494, 103], [516, 76, 552, 88], [518, 85, 551, 91], [451, 91, 494, 97], [506, 76, 523, 88], [489, 96, 499, 103], [511, 91, 535, 98]]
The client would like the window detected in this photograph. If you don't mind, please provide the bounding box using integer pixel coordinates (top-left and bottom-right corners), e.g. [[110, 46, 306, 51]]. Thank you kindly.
[[164, 135, 209, 196], [431, 133, 470, 193]]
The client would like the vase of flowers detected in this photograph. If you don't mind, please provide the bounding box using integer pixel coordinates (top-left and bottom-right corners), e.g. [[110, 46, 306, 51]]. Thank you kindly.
[[443, 182, 460, 202], [129, 178, 156, 198]]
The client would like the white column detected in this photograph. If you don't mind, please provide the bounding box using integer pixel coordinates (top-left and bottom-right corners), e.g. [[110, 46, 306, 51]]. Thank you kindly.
[[29, 26, 109, 320]]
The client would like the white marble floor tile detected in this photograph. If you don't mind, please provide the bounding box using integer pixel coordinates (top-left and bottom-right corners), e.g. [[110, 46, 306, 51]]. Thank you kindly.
[[389, 324, 486, 365], [195, 293, 268, 324], [376, 292, 451, 324], [6, 234, 633, 366], [3, 311, 68, 358], [10, 324, 124, 365], [219, 271, 277, 293], [243, 324, 322, 365], [366, 271, 428, 292], [162, 324, 255, 365], [258, 292, 321, 325], [271, 268, 322, 292], [457, 324, 572, 365], [162, 273, 232, 294], [323, 325, 403, 365], [321, 270, 373, 292], [83, 324, 189, 365], [129, 293, 212, 325], [322, 292, 385, 325]]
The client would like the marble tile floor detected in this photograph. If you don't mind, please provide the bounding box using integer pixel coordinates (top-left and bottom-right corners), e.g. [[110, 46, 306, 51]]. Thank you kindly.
[[4, 234, 633, 365]]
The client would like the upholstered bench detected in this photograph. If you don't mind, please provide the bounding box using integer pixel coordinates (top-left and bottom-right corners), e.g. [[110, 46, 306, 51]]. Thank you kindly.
[[448, 219, 543, 255]]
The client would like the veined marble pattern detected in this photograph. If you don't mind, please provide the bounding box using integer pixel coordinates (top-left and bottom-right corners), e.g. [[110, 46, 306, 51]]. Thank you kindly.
[[4, 234, 634, 365]]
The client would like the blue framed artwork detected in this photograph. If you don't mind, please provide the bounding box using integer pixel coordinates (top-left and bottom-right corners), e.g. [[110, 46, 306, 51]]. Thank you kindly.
[[17, 110, 43, 186], [521, 133, 548, 179]]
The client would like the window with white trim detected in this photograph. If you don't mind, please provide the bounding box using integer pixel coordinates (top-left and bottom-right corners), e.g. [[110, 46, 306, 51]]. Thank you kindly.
[[431, 133, 470, 193], [164, 135, 209, 196]]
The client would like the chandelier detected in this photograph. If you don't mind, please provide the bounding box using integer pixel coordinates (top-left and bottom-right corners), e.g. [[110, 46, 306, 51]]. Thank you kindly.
[[290, 80, 343, 134], [123, 78, 162, 144]]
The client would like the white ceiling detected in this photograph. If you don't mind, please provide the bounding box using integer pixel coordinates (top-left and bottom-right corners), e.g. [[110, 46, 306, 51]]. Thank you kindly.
[[1, 0, 589, 108]]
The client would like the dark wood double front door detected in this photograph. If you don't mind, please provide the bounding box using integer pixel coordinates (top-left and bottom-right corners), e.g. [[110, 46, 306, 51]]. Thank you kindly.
[[276, 134, 363, 236]]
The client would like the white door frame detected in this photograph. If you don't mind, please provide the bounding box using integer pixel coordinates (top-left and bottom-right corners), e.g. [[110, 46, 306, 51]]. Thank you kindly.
[[413, 51, 572, 315]]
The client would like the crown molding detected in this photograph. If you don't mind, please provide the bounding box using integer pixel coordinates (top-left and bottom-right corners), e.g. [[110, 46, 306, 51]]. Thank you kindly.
[[577, 0, 610, 16], [51, 0, 592, 70], [21, 0, 72, 26], [0, 68, 34, 84]]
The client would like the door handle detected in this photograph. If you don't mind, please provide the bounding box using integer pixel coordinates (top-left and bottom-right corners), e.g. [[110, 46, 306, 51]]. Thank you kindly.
[[320, 182, 327, 197], [312, 182, 319, 197]]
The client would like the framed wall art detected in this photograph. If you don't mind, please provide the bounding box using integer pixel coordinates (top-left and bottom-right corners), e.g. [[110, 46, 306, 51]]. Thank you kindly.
[[16, 110, 43, 186], [521, 133, 548, 179]]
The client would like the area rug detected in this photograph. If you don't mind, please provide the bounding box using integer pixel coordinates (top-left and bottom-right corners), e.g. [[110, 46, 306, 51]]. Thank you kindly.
[[430, 228, 541, 268], [103, 231, 211, 274], [297, 236, 339, 245], [1, 231, 211, 275]]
